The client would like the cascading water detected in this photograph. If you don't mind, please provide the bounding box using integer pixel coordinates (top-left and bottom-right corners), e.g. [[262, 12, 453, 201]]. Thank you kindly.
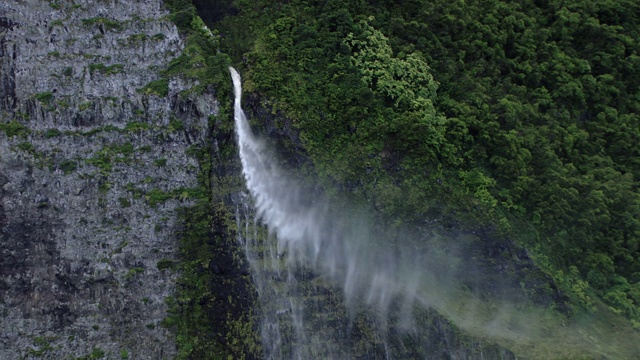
[[229, 67, 528, 359], [228, 67, 619, 359], [230, 66, 431, 359]]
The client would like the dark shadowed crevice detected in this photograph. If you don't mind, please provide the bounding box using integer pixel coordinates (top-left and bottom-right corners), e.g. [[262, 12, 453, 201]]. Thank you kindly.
[[191, 0, 237, 24]]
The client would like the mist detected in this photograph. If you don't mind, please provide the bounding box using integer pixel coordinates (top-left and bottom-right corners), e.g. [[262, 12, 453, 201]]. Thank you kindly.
[[229, 67, 637, 359]]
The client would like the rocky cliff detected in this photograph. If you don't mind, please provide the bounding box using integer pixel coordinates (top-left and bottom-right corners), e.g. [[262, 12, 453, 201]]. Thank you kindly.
[[0, 0, 217, 358]]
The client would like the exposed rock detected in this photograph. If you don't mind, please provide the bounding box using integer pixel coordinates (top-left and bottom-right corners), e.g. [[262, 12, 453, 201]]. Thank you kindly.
[[0, 0, 216, 358]]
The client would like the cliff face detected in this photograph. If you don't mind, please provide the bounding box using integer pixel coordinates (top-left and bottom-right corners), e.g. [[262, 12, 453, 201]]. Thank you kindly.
[[0, 0, 216, 358]]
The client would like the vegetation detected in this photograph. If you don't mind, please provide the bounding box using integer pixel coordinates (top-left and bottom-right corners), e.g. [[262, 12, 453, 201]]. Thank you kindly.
[[208, 0, 640, 324], [49, 19, 64, 28], [34, 92, 54, 104], [157, 259, 176, 270], [88, 63, 124, 76], [59, 159, 78, 174], [0, 120, 31, 138], [156, 3, 262, 358], [140, 78, 169, 97], [81, 17, 123, 32], [45, 128, 62, 138], [27, 336, 56, 357], [86, 142, 135, 173], [16, 142, 35, 154], [124, 267, 145, 280], [118, 196, 131, 208], [154, 158, 168, 167], [161, 0, 232, 95], [125, 33, 148, 45], [124, 121, 150, 132]]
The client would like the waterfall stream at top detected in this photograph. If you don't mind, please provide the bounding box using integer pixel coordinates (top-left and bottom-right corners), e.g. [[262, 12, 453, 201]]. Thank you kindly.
[[227, 67, 608, 359]]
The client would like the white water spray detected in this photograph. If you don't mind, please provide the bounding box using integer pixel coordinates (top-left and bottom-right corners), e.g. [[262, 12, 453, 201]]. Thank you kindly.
[[229, 67, 513, 358], [231, 67, 429, 358], [228, 67, 628, 359]]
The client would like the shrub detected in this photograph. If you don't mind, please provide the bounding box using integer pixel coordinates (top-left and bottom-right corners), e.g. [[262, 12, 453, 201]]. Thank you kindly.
[[89, 63, 124, 75], [154, 158, 167, 167], [59, 160, 77, 174], [140, 78, 169, 97], [0, 120, 31, 138], [35, 91, 54, 104], [82, 17, 123, 32], [157, 259, 175, 271], [45, 128, 62, 138]]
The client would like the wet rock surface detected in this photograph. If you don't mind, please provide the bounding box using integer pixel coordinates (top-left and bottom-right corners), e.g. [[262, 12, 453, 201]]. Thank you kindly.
[[0, 0, 216, 358]]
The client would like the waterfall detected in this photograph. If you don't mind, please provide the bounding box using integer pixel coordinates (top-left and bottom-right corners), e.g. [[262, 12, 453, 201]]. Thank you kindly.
[[227, 67, 603, 359], [230, 67, 427, 358]]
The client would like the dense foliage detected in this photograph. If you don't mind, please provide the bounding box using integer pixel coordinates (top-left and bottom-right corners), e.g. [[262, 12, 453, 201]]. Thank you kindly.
[[209, 0, 640, 323]]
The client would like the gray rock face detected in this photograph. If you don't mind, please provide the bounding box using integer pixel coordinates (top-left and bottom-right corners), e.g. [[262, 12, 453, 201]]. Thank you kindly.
[[0, 0, 216, 358]]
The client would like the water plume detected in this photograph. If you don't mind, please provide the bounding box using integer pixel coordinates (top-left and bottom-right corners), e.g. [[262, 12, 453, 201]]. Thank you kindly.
[[228, 67, 640, 359]]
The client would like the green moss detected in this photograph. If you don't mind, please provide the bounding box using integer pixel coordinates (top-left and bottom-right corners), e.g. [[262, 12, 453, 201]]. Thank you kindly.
[[87, 142, 136, 173], [125, 183, 144, 199], [26, 335, 56, 357], [82, 17, 123, 32], [16, 142, 35, 154], [157, 259, 176, 271], [81, 125, 121, 136], [140, 78, 169, 97], [59, 160, 78, 174], [124, 121, 150, 131], [89, 348, 105, 359], [155, 2, 260, 358], [98, 181, 111, 194], [111, 241, 129, 255], [154, 158, 167, 167], [125, 33, 148, 45], [117, 142, 135, 156], [118, 197, 132, 208], [125, 267, 145, 280], [169, 119, 184, 131], [50, 19, 64, 27], [146, 188, 172, 207], [56, 99, 70, 109], [34, 91, 54, 104], [86, 152, 112, 172], [0, 120, 31, 138], [78, 101, 92, 111], [89, 63, 124, 75]]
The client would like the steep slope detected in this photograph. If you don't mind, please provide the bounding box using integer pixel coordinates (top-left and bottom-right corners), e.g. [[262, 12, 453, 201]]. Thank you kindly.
[[0, 0, 217, 358], [204, 0, 640, 358]]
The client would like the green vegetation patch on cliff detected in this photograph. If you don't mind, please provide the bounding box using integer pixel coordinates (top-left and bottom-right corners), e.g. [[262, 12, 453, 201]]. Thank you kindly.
[[159, 1, 261, 358], [0, 119, 31, 138]]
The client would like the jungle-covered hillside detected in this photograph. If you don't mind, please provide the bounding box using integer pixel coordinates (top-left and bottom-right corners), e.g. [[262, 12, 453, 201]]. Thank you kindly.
[[180, 0, 640, 328]]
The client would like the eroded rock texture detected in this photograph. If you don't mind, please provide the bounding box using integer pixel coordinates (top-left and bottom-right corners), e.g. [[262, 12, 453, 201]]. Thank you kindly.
[[0, 0, 215, 358]]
